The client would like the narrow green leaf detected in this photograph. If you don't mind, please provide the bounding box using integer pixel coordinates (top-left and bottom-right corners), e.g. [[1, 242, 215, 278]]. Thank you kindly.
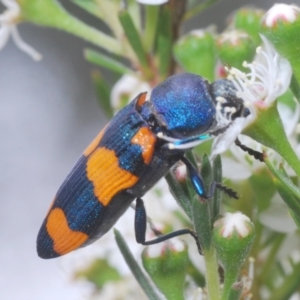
[[72, 0, 101, 19], [114, 229, 162, 300], [290, 74, 300, 102], [165, 172, 193, 220], [259, 233, 285, 280], [265, 156, 300, 201], [84, 49, 135, 76], [192, 195, 212, 251], [201, 154, 214, 214], [144, 5, 159, 52], [201, 154, 213, 191], [265, 157, 300, 227], [275, 178, 300, 229], [212, 155, 222, 219], [118, 10, 152, 78], [184, 0, 221, 21], [91, 70, 113, 118], [268, 261, 300, 300], [156, 6, 172, 79]]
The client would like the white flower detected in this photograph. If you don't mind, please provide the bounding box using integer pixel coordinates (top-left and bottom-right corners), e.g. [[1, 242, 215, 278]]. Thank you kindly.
[[211, 35, 292, 158], [137, 0, 168, 5], [214, 212, 253, 238], [222, 98, 300, 180], [110, 74, 151, 113], [0, 0, 42, 60], [259, 193, 297, 233], [262, 3, 300, 27]]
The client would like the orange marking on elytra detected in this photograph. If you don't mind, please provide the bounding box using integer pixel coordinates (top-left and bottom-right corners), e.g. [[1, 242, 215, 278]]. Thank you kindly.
[[86, 148, 139, 206], [136, 92, 147, 109], [46, 208, 88, 255], [83, 125, 107, 157], [132, 127, 156, 164]]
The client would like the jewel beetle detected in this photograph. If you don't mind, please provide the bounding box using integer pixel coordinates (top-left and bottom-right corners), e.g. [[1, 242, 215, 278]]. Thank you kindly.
[[37, 73, 246, 259]]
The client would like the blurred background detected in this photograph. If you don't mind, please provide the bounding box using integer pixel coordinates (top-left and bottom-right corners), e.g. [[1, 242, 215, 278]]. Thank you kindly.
[[0, 0, 290, 299]]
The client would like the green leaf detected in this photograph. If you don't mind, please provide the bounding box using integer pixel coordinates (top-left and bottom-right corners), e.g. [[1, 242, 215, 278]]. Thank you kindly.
[[290, 74, 300, 102], [114, 229, 162, 300], [264, 157, 300, 228], [74, 258, 121, 289], [243, 102, 300, 178], [261, 13, 300, 85], [156, 6, 172, 79], [91, 70, 113, 118], [165, 171, 193, 220], [268, 261, 300, 300], [212, 155, 222, 219], [85, 49, 135, 76], [184, 0, 222, 21], [142, 245, 188, 300], [174, 30, 216, 81], [144, 5, 159, 52], [233, 8, 264, 46], [72, 0, 100, 18], [192, 194, 212, 251], [118, 10, 152, 79]]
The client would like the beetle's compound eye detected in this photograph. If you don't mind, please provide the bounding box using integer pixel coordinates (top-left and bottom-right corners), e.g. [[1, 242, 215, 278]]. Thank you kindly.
[[210, 79, 250, 122], [150, 73, 217, 138]]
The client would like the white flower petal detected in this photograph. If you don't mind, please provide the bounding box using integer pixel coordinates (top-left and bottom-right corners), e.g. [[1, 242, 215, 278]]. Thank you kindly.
[[214, 212, 252, 238], [11, 26, 42, 61], [2, 0, 19, 11], [210, 117, 248, 159], [212, 35, 292, 157], [0, 25, 11, 49], [262, 4, 300, 27], [110, 74, 151, 112], [137, 0, 168, 5], [221, 156, 252, 180], [259, 195, 297, 233], [258, 35, 292, 104], [278, 101, 300, 136]]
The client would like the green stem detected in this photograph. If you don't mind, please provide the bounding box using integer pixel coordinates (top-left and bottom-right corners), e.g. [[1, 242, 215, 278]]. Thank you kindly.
[[221, 268, 239, 300], [19, 0, 121, 55], [204, 248, 220, 300]]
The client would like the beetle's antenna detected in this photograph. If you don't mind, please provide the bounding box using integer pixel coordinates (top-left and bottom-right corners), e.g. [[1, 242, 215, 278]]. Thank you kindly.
[[235, 138, 264, 162], [216, 183, 239, 199]]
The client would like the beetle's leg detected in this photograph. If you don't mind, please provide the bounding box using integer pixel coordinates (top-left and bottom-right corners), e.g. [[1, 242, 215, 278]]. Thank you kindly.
[[134, 198, 202, 254], [181, 156, 239, 199], [157, 124, 231, 150], [130, 203, 162, 236], [235, 138, 264, 162], [157, 132, 212, 150], [180, 156, 209, 198]]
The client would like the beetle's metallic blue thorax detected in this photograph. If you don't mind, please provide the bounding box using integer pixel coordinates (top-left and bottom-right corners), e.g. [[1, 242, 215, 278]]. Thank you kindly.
[[148, 73, 217, 138]]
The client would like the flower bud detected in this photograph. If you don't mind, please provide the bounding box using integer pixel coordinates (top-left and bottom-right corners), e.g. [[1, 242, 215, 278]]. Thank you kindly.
[[142, 240, 188, 300], [233, 8, 264, 46], [216, 29, 255, 70], [174, 29, 216, 81], [213, 212, 255, 271], [261, 4, 300, 83]]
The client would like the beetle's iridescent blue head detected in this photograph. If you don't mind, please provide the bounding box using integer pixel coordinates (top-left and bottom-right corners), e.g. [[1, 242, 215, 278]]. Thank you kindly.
[[151, 73, 216, 138], [210, 79, 250, 120]]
